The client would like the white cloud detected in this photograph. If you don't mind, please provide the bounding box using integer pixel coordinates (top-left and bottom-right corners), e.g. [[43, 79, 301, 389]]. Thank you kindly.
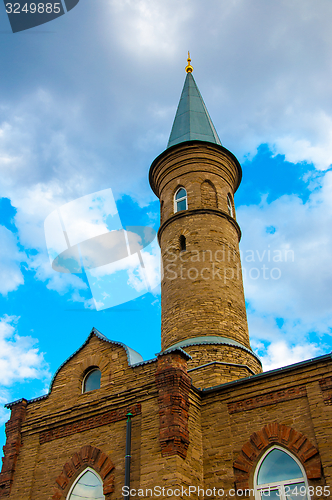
[[238, 169, 332, 349], [0, 315, 50, 386], [0, 226, 25, 296], [0, 390, 10, 427], [254, 339, 323, 372]]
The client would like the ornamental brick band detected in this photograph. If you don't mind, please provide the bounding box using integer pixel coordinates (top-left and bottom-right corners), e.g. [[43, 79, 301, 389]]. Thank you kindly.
[[228, 385, 307, 414], [40, 403, 141, 444], [52, 445, 114, 500], [0, 399, 27, 498], [233, 423, 322, 491], [155, 352, 191, 459]]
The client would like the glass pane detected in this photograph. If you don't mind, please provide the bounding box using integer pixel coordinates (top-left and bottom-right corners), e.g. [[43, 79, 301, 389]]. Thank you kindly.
[[257, 449, 303, 485], [259, 489, 280, 499], [227, 196, 233, 216], [176, 199, 187, 212], [285, 482, 308, 500], [69, 470, 105, 499], [84, 369, 101, 392], [175, 188, 186, 200]]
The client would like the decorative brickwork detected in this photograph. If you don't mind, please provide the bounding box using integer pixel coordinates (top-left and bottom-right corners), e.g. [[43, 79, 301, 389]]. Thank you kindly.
[[233, 423, 322, 490], [52, 445, 115, 499], [0, 400, 27, 498], [155, 352, 191, 459], [201, 180, 218, 208], [319, 376, 332, 405], [40, 403, 141, 444], [228, 385, 306, 414]]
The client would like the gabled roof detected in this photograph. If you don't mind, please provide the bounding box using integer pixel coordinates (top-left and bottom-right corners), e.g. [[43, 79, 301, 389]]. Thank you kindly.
[[167, 72, 222, 149], [5, 327, 144, 409], [48, 327, 144, 393]]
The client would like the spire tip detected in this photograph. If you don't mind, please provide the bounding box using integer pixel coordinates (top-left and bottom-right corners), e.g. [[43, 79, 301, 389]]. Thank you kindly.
[[185, 51, 193, 73]]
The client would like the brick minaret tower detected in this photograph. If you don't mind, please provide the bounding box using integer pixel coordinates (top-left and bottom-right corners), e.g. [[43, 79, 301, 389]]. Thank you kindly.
[[149, 54, 262, 386]]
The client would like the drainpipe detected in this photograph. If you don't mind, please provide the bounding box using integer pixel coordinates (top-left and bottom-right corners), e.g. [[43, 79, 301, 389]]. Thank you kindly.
[[124, 412, 133, 500]]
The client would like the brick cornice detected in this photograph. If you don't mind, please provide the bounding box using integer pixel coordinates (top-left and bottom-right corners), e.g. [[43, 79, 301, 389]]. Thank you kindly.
[[52, 445, 114, 500], [233, 422, 322, 491], [157, 208, 241, 244]]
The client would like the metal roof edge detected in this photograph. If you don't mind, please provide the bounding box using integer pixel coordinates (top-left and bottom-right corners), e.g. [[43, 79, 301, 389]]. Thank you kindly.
[[158, 346, 192, 360], [168, 335, 261, 363]]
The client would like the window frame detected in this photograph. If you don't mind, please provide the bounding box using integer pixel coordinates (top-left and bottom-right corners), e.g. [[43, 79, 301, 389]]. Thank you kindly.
[[174, 187, 188, 213], [254, 446, 311, 500], [227, 193, 234, 217], [82, 367, 101, 394], [66, 467, 105, 500]]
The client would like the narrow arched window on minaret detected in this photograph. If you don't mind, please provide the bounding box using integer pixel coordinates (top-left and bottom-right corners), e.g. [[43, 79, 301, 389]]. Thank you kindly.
[[227, 193, 234, 217], [174, 187, 187, 213], [179, 235, 186, 252]]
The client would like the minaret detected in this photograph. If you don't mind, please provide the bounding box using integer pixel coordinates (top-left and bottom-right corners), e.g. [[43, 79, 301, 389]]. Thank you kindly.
[[150, 54, 262, 386]]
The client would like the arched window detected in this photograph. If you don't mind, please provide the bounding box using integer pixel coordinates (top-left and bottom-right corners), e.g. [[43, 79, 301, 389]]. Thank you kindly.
[[82, 368, 101, 393], [179, 235, 186, 251], [227, 194, 233, 217], [67, 468, 105, 499], [174, 188, 187, 213], [254, 447, 310, 499]]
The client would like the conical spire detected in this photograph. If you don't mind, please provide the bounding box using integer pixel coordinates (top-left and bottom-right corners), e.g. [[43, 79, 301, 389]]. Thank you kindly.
[[167, 56, 221, 149]]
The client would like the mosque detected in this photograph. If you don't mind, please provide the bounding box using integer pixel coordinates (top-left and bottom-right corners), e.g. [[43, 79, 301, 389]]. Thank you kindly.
[[0, 55, 331, 500]]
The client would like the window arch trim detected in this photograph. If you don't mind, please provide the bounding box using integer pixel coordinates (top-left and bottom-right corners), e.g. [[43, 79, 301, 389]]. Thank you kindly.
[[174, 187, 187, 213], [253, 445, 311, 499], [66, 467, 105, 500], [233, 422, 322, 491], [52, 445, 115, 500]]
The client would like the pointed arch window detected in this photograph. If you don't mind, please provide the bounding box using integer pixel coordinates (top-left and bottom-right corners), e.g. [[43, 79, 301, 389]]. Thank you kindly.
[[82, 368, 101, 393], [254, 447, 310, 499], [227, 194, 233, 217], [67, 468, 105, 499], [174, 188, 187, 213]]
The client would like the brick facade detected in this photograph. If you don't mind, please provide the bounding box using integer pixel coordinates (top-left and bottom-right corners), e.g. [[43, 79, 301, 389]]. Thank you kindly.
[[1, 332, 331, 499]]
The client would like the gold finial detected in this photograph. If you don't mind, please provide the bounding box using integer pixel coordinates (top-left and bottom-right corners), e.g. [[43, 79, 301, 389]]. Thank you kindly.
[[185, 51, 193, 73]]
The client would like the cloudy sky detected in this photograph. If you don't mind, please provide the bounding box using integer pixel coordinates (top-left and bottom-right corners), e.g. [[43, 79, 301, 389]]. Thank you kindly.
[[1, 0, 332, 457]]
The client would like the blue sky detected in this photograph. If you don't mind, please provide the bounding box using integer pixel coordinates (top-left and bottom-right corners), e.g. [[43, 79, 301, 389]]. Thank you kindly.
[[1, 0, 332, 459]]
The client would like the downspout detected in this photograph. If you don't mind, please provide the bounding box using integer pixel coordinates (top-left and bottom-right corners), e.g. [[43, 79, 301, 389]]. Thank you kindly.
[[124, 412, 133, 500]]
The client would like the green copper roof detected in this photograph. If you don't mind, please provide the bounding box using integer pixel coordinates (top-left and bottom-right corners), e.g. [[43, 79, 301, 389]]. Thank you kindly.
[[167, 72, 222, 148]]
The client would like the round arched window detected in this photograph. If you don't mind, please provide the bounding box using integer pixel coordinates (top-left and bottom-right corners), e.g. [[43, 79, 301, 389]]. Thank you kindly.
[[254, 447, 310, 499], [174, 188, 187, 213], [67, 468, 105, 499], [82, 368, 101, 393]]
